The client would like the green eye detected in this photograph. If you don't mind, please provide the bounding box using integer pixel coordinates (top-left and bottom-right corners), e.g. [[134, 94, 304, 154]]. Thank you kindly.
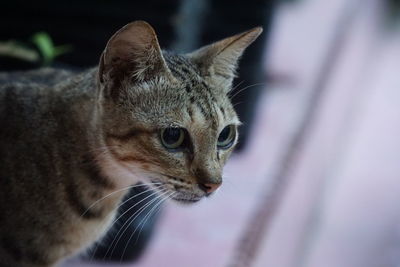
[[161, 128, 185, 150], [217, 125, 236, 149]]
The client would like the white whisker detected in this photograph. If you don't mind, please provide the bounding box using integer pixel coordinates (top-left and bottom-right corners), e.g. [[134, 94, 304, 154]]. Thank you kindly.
[[232, 101, 244, 108], [231, 80, 245, 92], [134, 191, 174, 244], [105, 189, 169, 260], [228, 82, 266, 100], [89, 189, 164, 261], [119, 191, 175, 262], [81, 182, 161, 218], [113, 187, 156, 212], [88, 186, 163, 261]]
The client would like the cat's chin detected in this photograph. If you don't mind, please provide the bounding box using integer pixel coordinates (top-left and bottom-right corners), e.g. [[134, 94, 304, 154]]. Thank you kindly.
[[171, 197, 202, 205], [170, 195, 203, 205]]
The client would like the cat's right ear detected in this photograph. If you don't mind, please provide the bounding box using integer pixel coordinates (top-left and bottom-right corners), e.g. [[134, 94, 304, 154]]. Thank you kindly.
[[98, 21, 173, 98]]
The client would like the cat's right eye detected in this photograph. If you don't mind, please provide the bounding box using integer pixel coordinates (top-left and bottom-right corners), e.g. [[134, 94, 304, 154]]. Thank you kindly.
[[160, 128, 185, 150]]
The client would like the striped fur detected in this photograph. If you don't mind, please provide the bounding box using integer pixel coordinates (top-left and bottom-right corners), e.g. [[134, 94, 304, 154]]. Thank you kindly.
[[0, 21, 261, 266]]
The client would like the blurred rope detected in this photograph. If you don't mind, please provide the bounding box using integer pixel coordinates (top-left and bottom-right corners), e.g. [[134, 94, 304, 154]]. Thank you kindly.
[[227, 0, 365, 266]]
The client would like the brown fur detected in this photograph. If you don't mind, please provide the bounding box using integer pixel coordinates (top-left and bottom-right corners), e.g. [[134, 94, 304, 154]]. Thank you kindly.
[[0, 21, 262, 266]]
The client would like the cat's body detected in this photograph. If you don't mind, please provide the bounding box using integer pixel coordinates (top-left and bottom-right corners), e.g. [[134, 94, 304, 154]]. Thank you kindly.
[[0, 21, 261, 266], [0, 68, 122, 266]]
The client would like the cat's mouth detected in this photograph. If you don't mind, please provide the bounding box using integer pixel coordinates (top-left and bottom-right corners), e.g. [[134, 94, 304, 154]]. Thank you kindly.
[[162, 185, 205, 204], [150, 177, 206, 204]]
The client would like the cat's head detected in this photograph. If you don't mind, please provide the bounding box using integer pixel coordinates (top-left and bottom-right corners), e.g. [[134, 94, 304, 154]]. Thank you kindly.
[[96, 21, 262, 203]]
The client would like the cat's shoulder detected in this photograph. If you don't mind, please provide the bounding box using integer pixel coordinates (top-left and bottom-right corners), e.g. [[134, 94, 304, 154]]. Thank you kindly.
[[0, 68, 78, 119]]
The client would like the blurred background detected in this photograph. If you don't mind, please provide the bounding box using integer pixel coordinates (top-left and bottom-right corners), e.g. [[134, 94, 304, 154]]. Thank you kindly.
[[2, 0, 400, 266]]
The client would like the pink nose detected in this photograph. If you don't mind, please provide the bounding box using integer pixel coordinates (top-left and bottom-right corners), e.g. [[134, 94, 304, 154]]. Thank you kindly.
[[200, 183, 221, 194]]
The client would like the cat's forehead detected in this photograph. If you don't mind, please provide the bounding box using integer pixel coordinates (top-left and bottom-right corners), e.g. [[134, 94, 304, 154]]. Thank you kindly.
[[163, 53, 238, 127], [163, 53, 205, 88], [126, 53, 238, 129], [162, 53, 226, 105]]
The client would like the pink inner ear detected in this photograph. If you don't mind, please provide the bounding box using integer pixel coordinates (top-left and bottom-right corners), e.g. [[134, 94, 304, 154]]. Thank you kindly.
[[105, 23, 157, 66], [99, 21, 170, 84]]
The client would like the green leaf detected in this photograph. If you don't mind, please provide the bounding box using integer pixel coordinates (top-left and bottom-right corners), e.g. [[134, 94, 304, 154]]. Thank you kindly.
[[32, 32, 55, 65], [31, 32, 72, 66]]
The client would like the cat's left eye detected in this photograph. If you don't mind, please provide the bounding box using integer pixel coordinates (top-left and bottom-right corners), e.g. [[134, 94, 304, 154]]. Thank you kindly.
[[217, 125, 236, 149]]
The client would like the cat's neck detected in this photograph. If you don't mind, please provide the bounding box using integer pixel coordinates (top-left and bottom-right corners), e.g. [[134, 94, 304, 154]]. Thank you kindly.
[[56, 68, 101, 143], [48, 69, 125, 218], [57, 67, 141, 193]]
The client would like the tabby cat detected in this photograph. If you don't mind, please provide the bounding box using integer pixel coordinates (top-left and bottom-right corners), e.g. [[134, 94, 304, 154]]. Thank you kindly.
[[0, 21, 262, 266]]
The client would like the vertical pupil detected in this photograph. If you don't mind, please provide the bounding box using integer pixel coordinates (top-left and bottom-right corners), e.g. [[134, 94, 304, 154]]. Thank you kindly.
[[219, 127, 230, 142], [164, 128, 181, 144]]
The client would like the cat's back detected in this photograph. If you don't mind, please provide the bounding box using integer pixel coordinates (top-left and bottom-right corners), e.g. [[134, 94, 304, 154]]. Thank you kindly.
[[0, 67, 74, 87], [0, 68, 71, 145], [0, 68, 71, 114], [0, 68, 97, 266]]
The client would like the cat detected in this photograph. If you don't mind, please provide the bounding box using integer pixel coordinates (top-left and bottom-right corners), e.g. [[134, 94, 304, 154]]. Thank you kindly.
[[0, 21, 262, 266]]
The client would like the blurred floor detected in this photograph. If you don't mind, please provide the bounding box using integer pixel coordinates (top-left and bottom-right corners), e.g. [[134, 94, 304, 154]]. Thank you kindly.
[[64, 0, 400, 266]]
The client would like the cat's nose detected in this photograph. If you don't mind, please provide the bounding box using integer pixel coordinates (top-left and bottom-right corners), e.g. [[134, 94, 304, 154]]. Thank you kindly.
[[199, 182, 221, 194]]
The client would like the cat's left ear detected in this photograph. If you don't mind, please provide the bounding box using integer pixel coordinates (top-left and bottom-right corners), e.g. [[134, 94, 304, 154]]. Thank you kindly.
[[187, 27, 263, 90], [98, 21, 174, 97]]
